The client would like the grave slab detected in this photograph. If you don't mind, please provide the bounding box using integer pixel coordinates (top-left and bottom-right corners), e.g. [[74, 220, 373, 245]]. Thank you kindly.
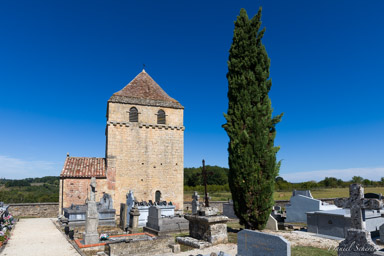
[[266, 214, 278, 231], [143, 206, 189, 236], [237, 229, 291, 256], [286, 190, 339, 223]]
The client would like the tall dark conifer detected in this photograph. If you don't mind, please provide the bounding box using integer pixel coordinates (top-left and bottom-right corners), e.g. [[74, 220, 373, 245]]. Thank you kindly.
[[223, 8, 283, 230]]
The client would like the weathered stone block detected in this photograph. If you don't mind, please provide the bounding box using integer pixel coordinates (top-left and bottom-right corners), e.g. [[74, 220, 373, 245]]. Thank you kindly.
[[184, 214, 229, 245]]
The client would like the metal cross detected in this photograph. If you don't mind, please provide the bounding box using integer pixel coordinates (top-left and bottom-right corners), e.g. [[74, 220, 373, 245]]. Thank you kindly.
[[334, 184, 382, 230], [201, 159, 212, 207]]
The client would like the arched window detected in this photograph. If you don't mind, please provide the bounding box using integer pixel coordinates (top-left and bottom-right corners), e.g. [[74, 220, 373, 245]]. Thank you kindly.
[[157, 109, 166, 124], [129, 107, 138, 122], [155, 190, 162, 203]]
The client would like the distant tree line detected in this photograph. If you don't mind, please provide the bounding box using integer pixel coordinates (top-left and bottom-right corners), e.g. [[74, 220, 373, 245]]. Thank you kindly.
[[0, 176, 59, 203], [0, 176, 59, 188], [184, 166, 229, 186], [1, 172, 383, 204], [275, 176, 384, 191]]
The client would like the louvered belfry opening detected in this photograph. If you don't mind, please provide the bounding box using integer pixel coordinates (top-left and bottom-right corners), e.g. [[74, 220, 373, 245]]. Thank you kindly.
[[157, 109, 166, 124], [129, 107, 139, 122]]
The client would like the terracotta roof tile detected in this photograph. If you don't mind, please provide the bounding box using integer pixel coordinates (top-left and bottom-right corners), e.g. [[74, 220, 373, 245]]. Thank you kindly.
[[60, 157, 106, 178], [108, 70, 183, 109]]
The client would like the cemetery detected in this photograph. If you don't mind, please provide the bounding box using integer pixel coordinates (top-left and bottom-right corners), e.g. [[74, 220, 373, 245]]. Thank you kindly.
[[6, 179, 384, 255], [2, 1, 384, 256]]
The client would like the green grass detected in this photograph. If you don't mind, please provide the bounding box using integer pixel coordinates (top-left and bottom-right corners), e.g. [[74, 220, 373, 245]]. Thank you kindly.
[[292, 246, 337, 256], [184, 191, 231, 201]]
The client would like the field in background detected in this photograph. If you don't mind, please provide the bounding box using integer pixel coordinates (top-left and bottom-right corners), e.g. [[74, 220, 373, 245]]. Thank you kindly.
[[184, 187, 384, 202]]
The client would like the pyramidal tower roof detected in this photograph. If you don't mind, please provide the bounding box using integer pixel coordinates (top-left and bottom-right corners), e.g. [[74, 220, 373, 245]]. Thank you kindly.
[[108, 70, 183, 109]]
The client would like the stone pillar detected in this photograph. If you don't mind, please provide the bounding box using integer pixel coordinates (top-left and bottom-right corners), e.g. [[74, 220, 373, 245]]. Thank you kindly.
[[120, 203, 127, 230], [128, 206, 140, 233], [83, 177, 99, 245]]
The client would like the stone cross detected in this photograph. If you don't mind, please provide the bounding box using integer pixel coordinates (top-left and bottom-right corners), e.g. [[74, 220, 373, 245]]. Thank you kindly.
[[200, 159, 213, 207], [334, 183, 382, 230], [334, 184, 383, 255], [191, 191, 200, 215], [84, 177, 99, 245], [90, 177, 97, 201]]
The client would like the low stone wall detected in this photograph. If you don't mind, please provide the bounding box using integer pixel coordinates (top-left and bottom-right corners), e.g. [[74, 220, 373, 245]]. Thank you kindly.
[[107, 235, 173, 256], [8, 203, 59, 218]]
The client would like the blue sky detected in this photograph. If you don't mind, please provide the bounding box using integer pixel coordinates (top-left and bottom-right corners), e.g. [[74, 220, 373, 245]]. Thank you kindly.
[[1, 0, 383, 182]]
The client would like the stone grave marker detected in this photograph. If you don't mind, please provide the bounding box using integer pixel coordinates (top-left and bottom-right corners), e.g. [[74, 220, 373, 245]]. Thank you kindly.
[[126, 190, 135, 226], [379, 223, 384, 244], [119, 203, 127, 230], [286, 189, 339, 223], [192, 191, 200, 214], [62, 192, 116, 227], [266, 214, 278, 231], [334, 184, 384, 255], [143, 205, 189, 236], [83, 177, 99, 245], [181, 207, 229, 248], [237, 229, 291, 256], [100, 192, 113, 209], [129, 205, 140, 232]]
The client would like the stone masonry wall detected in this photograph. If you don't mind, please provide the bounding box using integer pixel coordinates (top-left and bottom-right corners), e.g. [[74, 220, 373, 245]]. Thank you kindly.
[[59, 178, 108, 214], [106, 103, 184, 213], [9, 203, 59, 218], [6, 200, 337, 218]]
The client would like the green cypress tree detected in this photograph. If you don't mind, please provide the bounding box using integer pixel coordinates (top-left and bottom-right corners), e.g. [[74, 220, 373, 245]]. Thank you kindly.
[[223, 8, 283, 230]]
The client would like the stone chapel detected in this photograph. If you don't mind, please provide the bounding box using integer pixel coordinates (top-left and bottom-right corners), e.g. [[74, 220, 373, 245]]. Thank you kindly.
[[59, 70, 184, 214]]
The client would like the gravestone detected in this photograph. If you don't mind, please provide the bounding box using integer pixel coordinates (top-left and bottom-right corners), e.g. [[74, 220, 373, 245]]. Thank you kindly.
[[62, 193, 116, 227], [192, 191, 200, 215], [266, 214, 278, 231], [334, 184, 383, 255], [83, 177, 99, 245], [129, 206, 140, 229], [119, 203, 127, 230], [307, 208, 384, 238], [223, 200, 237, 219], [100, 193, 113, 209], [126, 190, 135, 227], [143, 205, 189, 236], [379, 223, 384, 243], [237, 229, 291, 256], [137, 202, 175, 227], [286, 190, 339, 223], [121, 190, 176, 227]]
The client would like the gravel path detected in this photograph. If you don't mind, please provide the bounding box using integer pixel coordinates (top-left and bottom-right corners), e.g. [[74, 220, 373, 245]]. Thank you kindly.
[[2, 218, 79, 256], [160, 243, 237, 256]]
